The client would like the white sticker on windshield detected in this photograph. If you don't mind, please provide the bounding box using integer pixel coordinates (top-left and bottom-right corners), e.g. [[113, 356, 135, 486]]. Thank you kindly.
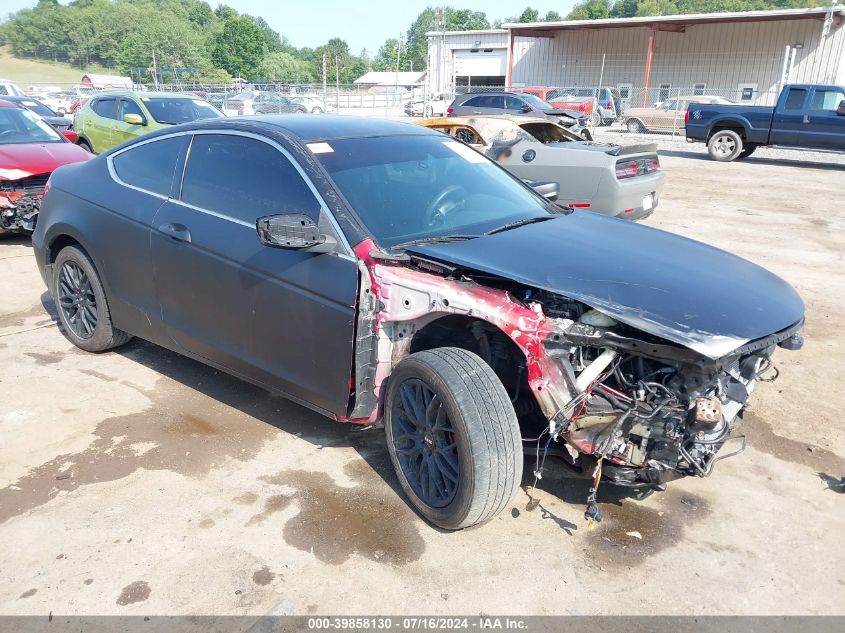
[[23, 100, 38, 106], [307, 142, 334, 154], [442, 140, 486, 163], [191, 99, 205, 105]]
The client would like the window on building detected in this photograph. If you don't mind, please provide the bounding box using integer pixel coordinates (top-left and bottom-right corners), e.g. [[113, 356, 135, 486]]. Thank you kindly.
[[783, 88, 807, 110], [693, 83, 706, 96], [659, 84, 671, 102]]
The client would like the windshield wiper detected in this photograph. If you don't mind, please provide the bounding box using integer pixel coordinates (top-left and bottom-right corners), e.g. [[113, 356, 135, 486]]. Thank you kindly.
[[393, 234, 478, 250], [486, 216, 554, 235]]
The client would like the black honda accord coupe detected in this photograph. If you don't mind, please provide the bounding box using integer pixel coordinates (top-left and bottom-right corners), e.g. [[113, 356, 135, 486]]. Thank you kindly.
[[32, 115, 804, 530]]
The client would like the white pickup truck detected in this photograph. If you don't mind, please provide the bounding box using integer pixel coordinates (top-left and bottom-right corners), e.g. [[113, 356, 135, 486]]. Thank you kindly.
[[0, 80, 25, 98]]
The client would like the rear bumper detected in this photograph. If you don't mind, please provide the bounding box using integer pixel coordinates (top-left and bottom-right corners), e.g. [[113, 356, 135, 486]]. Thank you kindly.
[[592, 170, 665, 221]]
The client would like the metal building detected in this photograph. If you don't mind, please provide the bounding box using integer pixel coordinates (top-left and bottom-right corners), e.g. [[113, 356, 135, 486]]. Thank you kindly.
[[428, 6, 845, 106]]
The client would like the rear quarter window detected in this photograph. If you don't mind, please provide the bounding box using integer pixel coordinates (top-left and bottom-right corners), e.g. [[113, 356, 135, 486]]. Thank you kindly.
[[111, 136, 187, 197]]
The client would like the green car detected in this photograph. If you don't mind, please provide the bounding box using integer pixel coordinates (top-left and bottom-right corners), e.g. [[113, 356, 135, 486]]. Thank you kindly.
[[74, 91, 224, 153]]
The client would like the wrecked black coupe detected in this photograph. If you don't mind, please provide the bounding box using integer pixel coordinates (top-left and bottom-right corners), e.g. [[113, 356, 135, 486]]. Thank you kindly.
[[32, 116, 804, 530]]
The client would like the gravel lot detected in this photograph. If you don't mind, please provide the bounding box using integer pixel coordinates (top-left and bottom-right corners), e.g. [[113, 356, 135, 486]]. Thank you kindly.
[[0, 135, 843, 617]]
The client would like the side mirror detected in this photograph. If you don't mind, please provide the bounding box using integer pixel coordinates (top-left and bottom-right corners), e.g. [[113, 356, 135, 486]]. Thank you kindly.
[[837, 99, 845, 116], [520, 104, 532, 113], [123, 113, 144, 125], [528, 180, 560, 201], [62, 129, 79, 143], [256, 213, 337, 253]]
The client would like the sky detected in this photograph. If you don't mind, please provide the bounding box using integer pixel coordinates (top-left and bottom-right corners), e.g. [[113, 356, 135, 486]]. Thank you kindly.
[[3, 1, 579, 53]]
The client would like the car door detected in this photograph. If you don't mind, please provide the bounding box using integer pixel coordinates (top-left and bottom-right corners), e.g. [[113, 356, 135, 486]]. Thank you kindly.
[[150, 131, 358, 416], [771, 87, 807, 145], [102, 134, 189, 338], [87, 97, 118, 152], [799, 86, 845, 150], [504, 95, 531, 116], [113, 97, 148, 146]]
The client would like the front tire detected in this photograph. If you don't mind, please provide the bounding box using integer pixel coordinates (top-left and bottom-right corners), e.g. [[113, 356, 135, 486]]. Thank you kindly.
[[385, 348, 522, 530], [707, 129, 743, 161], [77, 138, 93, 153], [53, 245, 132, 352], [737, 144, 757, 160]]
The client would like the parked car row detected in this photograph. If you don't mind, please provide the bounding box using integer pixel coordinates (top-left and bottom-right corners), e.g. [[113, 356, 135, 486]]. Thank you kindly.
[[223, 91, 330, 116]]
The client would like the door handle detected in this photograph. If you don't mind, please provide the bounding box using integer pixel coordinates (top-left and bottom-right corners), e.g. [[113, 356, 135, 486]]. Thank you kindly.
[[158, 222, 192, 243], [803, 115, 810, 124]]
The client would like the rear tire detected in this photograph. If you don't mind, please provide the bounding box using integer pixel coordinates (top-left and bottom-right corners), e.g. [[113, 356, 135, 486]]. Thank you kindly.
[[626, 118, 644, 133], [707, 129, 743, 162], [385, 347, 522, 530], [52, 245, 132, 352]]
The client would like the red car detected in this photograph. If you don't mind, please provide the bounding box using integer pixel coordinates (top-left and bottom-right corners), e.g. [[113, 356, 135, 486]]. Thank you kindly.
[[0, 99, 91, 235], [513, 87, 597, 123]]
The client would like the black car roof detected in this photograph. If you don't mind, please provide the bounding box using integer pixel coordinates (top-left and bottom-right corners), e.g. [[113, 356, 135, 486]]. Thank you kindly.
[[136, 114, 437, 144]]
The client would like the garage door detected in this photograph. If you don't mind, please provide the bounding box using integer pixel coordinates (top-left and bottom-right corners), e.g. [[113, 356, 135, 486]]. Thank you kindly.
[[453, 49, 507, 79]]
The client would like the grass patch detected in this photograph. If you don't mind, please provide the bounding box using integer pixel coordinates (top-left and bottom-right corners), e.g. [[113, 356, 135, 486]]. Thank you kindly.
[[0, 46, 113, 88]]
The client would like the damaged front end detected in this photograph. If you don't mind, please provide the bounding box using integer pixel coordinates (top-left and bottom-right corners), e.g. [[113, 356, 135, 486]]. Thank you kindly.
[[0, 173, 49, 234], [348, 237, 804, 519]]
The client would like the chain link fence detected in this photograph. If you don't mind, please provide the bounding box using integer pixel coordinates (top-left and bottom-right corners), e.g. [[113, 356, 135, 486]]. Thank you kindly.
[[10, 78, 785, 139]]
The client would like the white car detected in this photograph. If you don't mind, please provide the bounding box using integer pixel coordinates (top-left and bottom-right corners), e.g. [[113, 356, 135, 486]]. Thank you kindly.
[[0, 79, 25, 98], [290, 95, 328, 114], [405, 93, 448, 117], [40, 92, 76, 116]]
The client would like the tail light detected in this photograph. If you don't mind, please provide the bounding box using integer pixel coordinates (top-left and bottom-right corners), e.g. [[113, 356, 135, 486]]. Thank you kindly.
[[605, 101, 612, 109], [615, 162, 639, 179], [684, 110, 690, 124], [446, 107, 454, 115], [616, 156, 660, 179]]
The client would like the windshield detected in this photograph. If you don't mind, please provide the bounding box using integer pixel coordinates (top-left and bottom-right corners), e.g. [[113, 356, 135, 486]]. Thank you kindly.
[[519, 94, 555, 110], [0, 106, 63, 144], [141, 98, 222, 124], [316, 134, 558, 249]]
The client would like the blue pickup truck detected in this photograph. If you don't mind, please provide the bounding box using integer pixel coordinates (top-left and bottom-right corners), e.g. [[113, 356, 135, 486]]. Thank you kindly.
[[685, 84, 845, 161]]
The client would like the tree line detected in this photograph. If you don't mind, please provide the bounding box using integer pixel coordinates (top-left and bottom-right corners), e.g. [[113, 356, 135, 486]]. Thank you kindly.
[[0, 0, 816, 85]]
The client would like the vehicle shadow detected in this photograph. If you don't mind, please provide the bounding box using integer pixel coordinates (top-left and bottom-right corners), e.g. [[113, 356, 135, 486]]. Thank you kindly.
[[39, 291, 60, 322], [0, 235, 33, 248], [109, 336, 409, 490], [100, 335, 653, 533], [657, 148, 845, 171]]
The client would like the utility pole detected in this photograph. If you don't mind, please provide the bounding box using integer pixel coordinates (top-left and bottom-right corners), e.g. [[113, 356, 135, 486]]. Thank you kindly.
[[335, 54, 340, 111], [394, 31, 402, 107], [322, 52, 327, 100]]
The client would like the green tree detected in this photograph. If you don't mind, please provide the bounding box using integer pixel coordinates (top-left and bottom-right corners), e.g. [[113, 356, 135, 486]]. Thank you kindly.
[[211, 15, 266, 79], [567, 0, 612, 19], [544, 10, 564, 20], [373, 38, 412, 72], [610, 0, 640, 17], [116, 18, 206, 78], [515, 7, 540, 22], [257, 51, 314, 83]]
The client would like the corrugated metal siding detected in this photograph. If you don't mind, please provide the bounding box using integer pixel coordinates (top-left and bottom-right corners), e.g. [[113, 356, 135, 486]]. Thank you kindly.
[[508, 17, 843, 105]]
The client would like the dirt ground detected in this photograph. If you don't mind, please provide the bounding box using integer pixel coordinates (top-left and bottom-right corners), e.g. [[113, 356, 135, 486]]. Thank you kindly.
[[0, 142, 843, 617]]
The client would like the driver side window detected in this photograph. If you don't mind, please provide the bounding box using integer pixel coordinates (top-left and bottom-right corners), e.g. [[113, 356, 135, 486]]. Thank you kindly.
[[180, 134, 322, 224], [505, 95, 526, 110]]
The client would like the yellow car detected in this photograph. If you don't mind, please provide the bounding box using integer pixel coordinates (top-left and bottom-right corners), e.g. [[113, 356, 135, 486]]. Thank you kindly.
[[74, 91, 224, 153]]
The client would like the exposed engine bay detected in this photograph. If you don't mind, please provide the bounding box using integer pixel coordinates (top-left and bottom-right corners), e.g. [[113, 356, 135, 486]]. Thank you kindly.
[[348, 238, 804, 522], [0, 173, 47, 234]]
